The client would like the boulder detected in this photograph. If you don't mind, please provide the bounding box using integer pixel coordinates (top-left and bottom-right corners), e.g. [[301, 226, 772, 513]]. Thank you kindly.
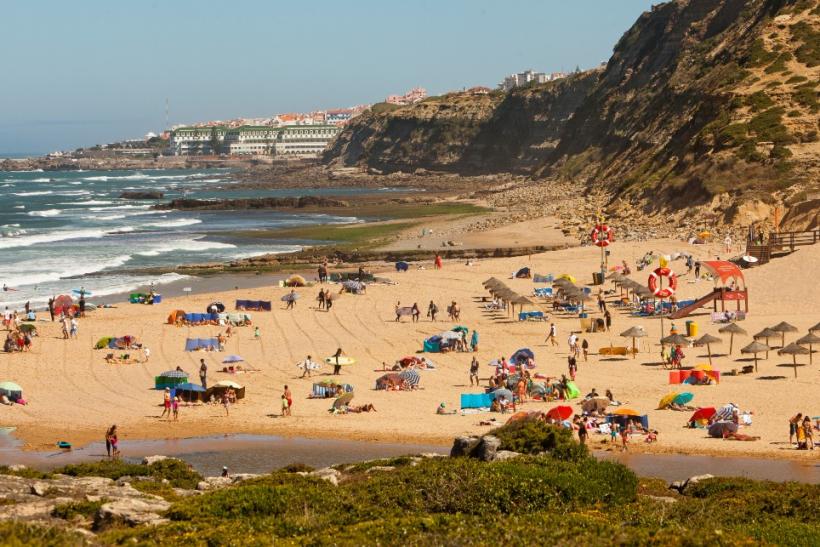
[[681, 474, 715, 494], [308, 467, 341, 486], [493, 450, 521, 462], [364, 466, 395, 474], [450, 436, 480, 458], [30, 482, 49, 497], [95, 498, 170, 529], [196, 477, 232, 491], [142, 455, 170, 466], [474, 435, 502, 462]]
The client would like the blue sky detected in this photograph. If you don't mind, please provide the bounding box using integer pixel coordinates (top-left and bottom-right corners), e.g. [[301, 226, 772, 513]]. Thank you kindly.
[[0, 0, 655, 154]]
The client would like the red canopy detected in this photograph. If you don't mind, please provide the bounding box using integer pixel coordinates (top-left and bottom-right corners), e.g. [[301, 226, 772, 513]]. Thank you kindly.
[[701, 261, 744, 288], [546, 405, 573, 421], [689, 407, 716, 423]]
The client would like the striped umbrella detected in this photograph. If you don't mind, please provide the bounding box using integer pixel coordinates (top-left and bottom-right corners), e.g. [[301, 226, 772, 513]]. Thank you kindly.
[[399, 369, 421, 386]]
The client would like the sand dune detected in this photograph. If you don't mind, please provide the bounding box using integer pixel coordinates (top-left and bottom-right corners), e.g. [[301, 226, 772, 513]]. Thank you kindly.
[[1, 238, 818, 461]]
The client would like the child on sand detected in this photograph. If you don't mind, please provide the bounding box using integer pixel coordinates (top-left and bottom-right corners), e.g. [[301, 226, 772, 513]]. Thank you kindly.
[[172, 397, 179, 421], [281, 394, 289, 417], [610, 422, 619, 444], [254, 327, 261, 340], [620, 426, 629, 451]]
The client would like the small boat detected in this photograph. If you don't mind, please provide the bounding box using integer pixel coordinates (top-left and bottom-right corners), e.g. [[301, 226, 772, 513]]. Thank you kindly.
[[56, 441, 72, 450]]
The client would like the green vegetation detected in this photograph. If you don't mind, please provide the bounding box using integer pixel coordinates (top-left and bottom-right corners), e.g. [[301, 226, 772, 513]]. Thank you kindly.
[[54, 459, 201, 489], [51, 499, 105, 521], [746, 90, 775, 111], [0, 465, 52, 480], [244, 221, 418, 244], [746, 38, 777, 67], [490, 420, 588, 461], [793, 84, 819, 112], [765, 51, 793, 73], [0, 521, 85, 546], [786, 74, 809, 84], [748, 106, 793, 144], [131, 479, 184, 503], [369, 102, 402, 115], [791, 21, 820, 67]]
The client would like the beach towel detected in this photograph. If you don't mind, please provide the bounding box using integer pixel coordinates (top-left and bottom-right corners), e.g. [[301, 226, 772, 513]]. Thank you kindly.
[[460, 393, 494, 409]]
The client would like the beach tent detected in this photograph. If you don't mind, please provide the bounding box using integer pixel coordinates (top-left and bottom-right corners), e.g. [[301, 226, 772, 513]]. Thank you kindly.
[[207, 380, 246, 400], [285, 274, 306, 287], [175, 382, 206, 402], [460, 392, 494, 409], [95, 336, 114, 350], [514, 267, 532, 279], [235, 300, 271, 311], [510, 348, 535, 364], [492, 387, 514, 402], [206, 302, 226, 313], [581, 398, 609, 414], [564, 381, 580, 400], [167, 310, 186, 324], [0, 381, 23, 402], [395, 261, 409, 272], [222, 355, 244, 364], [312, 381, 353, 398], [423, 335, 442, 353], [375, 373, 403, 390], [53, 294, 74, 316], [607, 413, 650, 430], [185, 338, 220, 352], [155, 370, 188, 390]]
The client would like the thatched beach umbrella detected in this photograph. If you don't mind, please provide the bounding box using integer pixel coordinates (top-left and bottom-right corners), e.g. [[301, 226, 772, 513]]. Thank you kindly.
[[778, 343, 810, 378], [810, 321, 820, 333], [796, 332, 820, 365], [740, 340, 769, 372], [620, 326, 647, 359], [695, 333, 722, 366], [661, 334, 690, 347], [753, 328, 778, 359], [718, 323, 747, 354], [483, 277, 503, 287], [770, 321, 798, 348]]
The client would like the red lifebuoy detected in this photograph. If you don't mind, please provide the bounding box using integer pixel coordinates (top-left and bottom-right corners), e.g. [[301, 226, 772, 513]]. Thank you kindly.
[[591, 224, 613, 247], [648, 267, 678, 298]]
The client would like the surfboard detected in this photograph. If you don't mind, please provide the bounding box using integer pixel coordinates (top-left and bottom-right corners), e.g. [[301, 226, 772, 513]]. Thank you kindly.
[[324, 356, 356, 366]]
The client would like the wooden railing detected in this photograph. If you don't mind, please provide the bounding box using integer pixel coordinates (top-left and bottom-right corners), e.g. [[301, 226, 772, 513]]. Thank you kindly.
[[746, 227, 820, 263]]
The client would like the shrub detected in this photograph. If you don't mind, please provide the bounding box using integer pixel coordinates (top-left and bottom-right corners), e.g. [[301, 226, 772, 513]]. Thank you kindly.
[[490, 420, 588, 461], [746, 90, 774, 111], [54, 458, 201, 489], [0, 465, 52, 480], [0, 521, 87, 546], [791, 21, 820, 67], [279, 462, 314, 473], [793, 85, 819, 112], [51, 499, 105, 520], [748, 107, 794, 144], [786, 75, 809, 84], [765, 51, 793, 73]]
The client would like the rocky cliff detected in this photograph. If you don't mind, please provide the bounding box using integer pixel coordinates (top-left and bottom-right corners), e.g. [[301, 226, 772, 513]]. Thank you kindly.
[[324, 0, 820, 226]]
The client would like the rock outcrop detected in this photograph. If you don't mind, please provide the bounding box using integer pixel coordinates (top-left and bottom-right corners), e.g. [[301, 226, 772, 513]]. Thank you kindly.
[[156, 196, 350, 211]]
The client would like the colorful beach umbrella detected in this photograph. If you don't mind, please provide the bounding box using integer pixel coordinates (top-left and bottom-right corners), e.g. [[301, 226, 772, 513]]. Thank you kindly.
[[658, 393, 679, 409], [546, 405, 573, 421], [689, 407, 716, 423], [612, 408, 641, 417], [673, 392, 694, 405], [222, 355, 244, 363], [333, 392, 354, 409]]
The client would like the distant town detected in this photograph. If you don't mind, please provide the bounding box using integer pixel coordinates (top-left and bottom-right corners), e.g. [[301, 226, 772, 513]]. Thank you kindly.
[[52, 67, 584, 160]]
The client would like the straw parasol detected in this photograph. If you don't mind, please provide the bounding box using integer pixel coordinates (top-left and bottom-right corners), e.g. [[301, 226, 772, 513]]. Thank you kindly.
[[796, 332, 820, 365], [810, 321, 820, 333], [483, 277, 503, 287], [740, 341, 769, 372], [620, 326, 647, 359], [770, 321, 798, 348], [695, 333, 722, 366], [718, 323, 746, 354], [661, 333, 690, 346], [778, 343, 810, 378], [753, 328, 778, 358]]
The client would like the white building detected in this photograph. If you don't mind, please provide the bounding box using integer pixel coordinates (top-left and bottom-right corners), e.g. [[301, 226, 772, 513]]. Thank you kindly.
[[169, 124, 340, 157], [498, 70, 565, 91], [168, 127, 226, 155], [273, 125, 340, 156]]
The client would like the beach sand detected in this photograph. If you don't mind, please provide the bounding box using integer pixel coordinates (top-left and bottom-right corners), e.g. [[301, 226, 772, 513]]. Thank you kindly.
[[1, 237, 818, 461]]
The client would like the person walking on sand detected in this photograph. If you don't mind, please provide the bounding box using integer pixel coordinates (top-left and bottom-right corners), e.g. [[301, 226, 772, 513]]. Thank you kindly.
[[581, 339, 589, 362], [109, 425, 120, 459], [803, 416, 814, 450], [469, 356, 480, 386], [69, 317, 78, 338], [48, 297, 55, 322], [283, 385, 292, 416], [317, 288, 326, 310], [143, 347, 150, 362], [172, 396, 179, 421], [427, 300, 438, 322], [105, 424, 116, 458], [300, 355, 316, 378], [724, 234, 732, 254], [620, 424, 629, 451], [199, 359, 208, 389], [434, 254, 443, 270], [160, 388, 171, 419], [254, 326, 261, 340], [332, 347, 344, 375], [222, 391, 230, 416], [545, 323, 558, 347], [604, 309, 612, 332], [575, 416, 587, 446], [286, 290, 297, 310], [568, 354, 577, 381], [470, 329, 479, 352], [789, 413, 803, 445], [694, 261, 701, 280]]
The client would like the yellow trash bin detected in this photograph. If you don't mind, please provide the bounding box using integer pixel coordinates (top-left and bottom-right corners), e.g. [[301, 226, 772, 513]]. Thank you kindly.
[[686, 321, 698, 337]]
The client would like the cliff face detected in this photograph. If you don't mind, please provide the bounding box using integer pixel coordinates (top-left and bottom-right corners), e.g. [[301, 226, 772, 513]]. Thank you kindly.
[[325, 71, 598, 174], [324, 0, 819, 221]]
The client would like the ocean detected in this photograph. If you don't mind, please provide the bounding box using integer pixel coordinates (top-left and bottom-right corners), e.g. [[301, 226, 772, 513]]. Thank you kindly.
[[0, 168, 375, 309]]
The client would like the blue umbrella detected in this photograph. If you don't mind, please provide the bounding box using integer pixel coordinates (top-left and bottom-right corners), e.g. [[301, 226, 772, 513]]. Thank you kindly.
[[674, 392, 694, 405], [223, 355, 244, 363], [175, 382, 206, 392], [511, 348, 535, 364]]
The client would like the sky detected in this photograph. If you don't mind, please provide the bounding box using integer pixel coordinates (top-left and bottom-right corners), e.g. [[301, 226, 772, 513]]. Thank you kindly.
[[0, 0, 655, 155]]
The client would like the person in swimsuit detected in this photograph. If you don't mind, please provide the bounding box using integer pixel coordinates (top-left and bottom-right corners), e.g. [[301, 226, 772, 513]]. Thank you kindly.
[[160, 388, 171, 419]]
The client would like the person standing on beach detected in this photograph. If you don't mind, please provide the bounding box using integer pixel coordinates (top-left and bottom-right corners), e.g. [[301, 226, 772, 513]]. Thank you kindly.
[[317, 289, 326, 310], [575, 416, 587, 446], [300, 355, 316, 378], [172, 396, 179, 421], [694, 261, 701, 280], [48, 297, 55, 322], [434, 254, 443, 270], [470, 330, 479, 352], [160, 388, 171, 419], [332, 348, 344, 375], [581, 339, 589, 362], [105, 424, 116, 458], [469, 356, 480, 386], [567, 354, 577, 381], [427, 301, 438, 322], [283, 385, 292, 416], [199, 359, 208, 389], [604, 309, 612, 332], [69, 317, 78, 338], [222, 391, 230, 416], [286, 290, 297, 310], [325, 293, 334, 312], [545, 323, 558, 347], [789, 413, 803, 445], [78, 295, 86, 318], [143, 347, 150, 362]]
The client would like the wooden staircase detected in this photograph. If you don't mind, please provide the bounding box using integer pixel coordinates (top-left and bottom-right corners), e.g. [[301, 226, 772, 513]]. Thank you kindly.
[[746, 227, 820, 264]]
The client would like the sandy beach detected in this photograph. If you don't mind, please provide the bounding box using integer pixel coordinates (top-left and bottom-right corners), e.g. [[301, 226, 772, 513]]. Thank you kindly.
[[1, 236, 818, 461]]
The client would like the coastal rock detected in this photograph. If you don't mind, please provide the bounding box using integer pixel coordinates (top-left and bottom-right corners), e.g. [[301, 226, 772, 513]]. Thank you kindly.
[[493, 450, 522, 462], [474, 435, 502, 462], [95, 498, 170, 529], [30, 482, 49, 497], [680, 474, 715, 494], [364, 466, 395, 474], [300, 467, 340, 486], [120, 191, 164, 199], [142, 455, 170, 466], [196, 477, 232, 491], [450, 436, 481, 458]]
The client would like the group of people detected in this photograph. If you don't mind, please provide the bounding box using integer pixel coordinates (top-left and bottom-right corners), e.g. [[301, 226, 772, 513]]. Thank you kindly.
[[789, 413, 816, 450], [316, 288, 335, 311]]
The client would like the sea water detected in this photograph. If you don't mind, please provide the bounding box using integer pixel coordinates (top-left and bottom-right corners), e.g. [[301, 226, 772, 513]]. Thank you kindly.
[[0, 168, 378, 309]]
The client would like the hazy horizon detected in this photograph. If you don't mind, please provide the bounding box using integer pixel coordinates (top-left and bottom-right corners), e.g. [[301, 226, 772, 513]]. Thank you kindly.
[[1, 0, 655, 155]]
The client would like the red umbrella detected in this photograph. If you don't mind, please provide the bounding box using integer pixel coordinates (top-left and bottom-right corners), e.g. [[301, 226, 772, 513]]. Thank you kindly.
[[546, 405, 573, 421], [689, 407, 716, 423]]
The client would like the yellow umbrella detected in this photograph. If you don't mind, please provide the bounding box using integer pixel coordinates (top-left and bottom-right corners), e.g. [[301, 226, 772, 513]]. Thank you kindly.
[[612, 408, 641, 417], [557, 274, 576, 283], [658, 393, 679, 409], [693, 363, 713, 371]]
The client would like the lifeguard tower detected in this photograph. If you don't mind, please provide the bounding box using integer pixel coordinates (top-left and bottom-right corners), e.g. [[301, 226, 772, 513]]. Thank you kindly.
[[669, 261, 748, 319]]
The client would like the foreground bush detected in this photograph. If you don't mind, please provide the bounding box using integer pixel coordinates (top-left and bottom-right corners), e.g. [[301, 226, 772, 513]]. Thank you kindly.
[[0, 521, 86, 546], [54, 458, 201, 489], [490, 419, 588, 461]]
